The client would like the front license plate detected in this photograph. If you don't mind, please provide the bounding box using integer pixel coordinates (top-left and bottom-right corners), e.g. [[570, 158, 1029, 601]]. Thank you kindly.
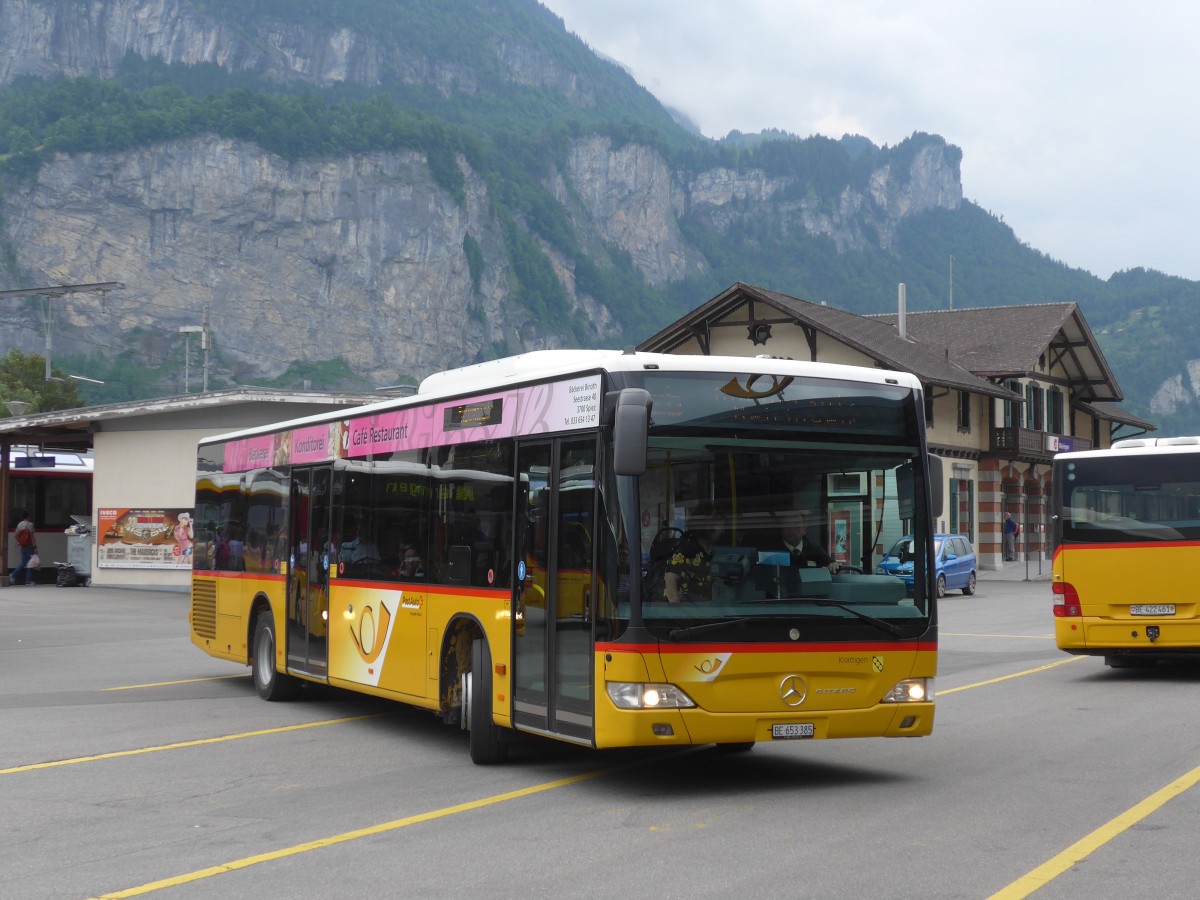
[[772, 723, 815, 739], [1130, 604, 1175, 616]]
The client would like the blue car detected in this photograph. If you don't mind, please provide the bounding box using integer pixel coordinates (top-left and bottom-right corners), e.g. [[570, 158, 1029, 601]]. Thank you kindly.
[[876, 534, 977, 597]]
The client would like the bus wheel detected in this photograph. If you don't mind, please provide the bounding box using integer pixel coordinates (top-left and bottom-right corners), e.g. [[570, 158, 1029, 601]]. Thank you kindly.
[[1104, 655, 1156, 669], [715, 742, 755, 753], [253, 612, 298, 701], [935, 575, 947, 598], [962, 572, 977, 596], [465, 638, 509, 765]]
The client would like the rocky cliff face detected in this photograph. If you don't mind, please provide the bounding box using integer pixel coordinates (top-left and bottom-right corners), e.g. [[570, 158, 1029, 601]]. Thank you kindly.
[[4, 138, 532, 384], [0, 0, 580, 94], [2, 132, 963, 384], [1149, 361, 1200, 417], [0, 0, 965, 386]]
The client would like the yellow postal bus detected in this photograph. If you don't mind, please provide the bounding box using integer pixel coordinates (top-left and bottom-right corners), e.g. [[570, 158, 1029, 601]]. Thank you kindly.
[[190, 350, 942, 762], [1052, 436, 1200, 666]]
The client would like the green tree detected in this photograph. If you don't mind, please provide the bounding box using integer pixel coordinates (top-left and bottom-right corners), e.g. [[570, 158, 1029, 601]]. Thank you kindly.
[[0, 350, 84, 413]]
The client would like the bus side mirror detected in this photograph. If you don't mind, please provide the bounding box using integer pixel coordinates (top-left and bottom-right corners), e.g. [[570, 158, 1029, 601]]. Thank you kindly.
[[927, 454, 944, 518], [613, 388, 652, 476]]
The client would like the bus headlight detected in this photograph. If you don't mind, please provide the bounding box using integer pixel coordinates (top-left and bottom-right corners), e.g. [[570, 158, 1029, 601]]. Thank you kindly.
[[881, 678, 934, 703], [606, 682, 696, 709]]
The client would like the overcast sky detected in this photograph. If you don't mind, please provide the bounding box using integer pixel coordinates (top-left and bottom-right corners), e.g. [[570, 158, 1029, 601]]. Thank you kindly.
[[540, 0, 1200, 283]]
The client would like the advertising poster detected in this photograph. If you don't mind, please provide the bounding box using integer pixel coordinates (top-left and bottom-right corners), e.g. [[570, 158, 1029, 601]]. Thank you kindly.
[[97, 508, 195, 569], [828, 504, 857, 566]]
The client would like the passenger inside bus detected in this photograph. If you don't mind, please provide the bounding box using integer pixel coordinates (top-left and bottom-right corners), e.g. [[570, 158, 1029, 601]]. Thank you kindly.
[[341, 521, 380, 564], [663, 503, 729, 603], [397, 544, 425, 580]]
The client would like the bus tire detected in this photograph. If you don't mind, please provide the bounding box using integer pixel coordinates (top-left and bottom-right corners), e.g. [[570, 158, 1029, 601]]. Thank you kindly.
[[1104, 655, 1156, 669], [253, 612, 298, 701], [467, 638, 509, 765], [715, 742, 755, 753]]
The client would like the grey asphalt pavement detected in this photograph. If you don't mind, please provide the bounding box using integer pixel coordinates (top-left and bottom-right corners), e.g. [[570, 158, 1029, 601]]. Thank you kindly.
[[981, 555, 1052, 582]]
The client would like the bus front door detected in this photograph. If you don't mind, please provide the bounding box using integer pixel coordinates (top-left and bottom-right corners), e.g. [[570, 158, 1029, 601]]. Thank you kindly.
[[286, 466, 330, 678], [513, 438, 596, 744]]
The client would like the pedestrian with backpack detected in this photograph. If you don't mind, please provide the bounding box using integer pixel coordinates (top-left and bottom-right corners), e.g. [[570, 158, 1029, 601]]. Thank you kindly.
[[1003, 511, 1019, 561], [12, 510, 38, 585]]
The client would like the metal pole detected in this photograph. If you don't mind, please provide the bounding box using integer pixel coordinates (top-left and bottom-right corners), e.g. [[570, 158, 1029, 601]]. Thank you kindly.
[[0, 438, 9, 585], [202, 303, 210, 393], [43, 296, 52, 380], [949, 255, 955, 310]]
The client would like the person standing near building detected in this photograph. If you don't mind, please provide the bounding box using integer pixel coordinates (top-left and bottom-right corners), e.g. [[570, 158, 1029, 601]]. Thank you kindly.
[[1003, 512, 1019, 561], [12, 510, 38, 585]]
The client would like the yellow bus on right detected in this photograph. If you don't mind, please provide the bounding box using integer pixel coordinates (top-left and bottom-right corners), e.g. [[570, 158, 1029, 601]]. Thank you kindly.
[[1053, 436, 1200, 667]]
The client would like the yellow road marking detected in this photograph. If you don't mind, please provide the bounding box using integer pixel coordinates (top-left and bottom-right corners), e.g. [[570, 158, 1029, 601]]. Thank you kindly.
[[35, 651, 1098, 897], [0, 715, 381, 775], [989, 763, 1200, 899], [92, 768, 612, 899], [103, 674, 249, 691], [937, 656, 1084, 696]]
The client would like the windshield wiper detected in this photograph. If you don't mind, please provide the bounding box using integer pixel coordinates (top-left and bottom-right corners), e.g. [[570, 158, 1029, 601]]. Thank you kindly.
[[668, 617, 755, 640], [667, 603, 908, 641], [808, 599, 905, 637]]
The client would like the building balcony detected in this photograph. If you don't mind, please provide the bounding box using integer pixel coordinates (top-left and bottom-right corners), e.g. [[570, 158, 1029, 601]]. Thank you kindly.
[[989, 427, 1092, 461]]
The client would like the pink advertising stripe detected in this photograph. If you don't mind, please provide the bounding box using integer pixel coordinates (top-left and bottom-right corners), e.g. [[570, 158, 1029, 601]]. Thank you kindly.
[[221, 375, 602, 472]]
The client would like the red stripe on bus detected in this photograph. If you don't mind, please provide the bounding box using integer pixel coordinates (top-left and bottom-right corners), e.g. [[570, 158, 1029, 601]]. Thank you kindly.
[[196, 572, 286, 582], [1059, 539, 1200, 551], [597, 641, 937, 654], [196, 571, 507, 601]]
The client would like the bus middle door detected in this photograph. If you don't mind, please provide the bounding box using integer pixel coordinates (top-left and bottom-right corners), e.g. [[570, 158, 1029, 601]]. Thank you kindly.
[[286, 466, 331, 679], [513, 438, 597, 744]]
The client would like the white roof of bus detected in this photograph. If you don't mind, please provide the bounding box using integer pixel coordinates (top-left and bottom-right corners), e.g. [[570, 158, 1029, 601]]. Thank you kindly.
[[200, 349, 923, 446], [1058, 436, 1200, 460]]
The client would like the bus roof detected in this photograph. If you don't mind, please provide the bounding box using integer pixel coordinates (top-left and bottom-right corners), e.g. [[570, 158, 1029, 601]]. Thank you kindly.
[[200, 349, 923, 446], [1057, 436, 1200, 461]]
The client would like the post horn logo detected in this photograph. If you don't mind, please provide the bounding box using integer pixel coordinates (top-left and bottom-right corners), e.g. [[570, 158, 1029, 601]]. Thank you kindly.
[[720, 374, 794, 400]]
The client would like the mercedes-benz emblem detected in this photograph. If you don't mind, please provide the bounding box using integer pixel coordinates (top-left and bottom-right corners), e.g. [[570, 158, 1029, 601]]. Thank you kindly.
[[779, 674, 807, 707]]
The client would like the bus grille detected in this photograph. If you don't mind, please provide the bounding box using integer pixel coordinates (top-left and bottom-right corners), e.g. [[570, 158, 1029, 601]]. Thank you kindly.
[[192, 580, 217, 639]]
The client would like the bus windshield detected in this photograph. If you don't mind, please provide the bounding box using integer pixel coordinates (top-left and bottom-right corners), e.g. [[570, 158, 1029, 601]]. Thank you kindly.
[[1059, 454, 1200, 544], [607, 370, 934, 643]]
